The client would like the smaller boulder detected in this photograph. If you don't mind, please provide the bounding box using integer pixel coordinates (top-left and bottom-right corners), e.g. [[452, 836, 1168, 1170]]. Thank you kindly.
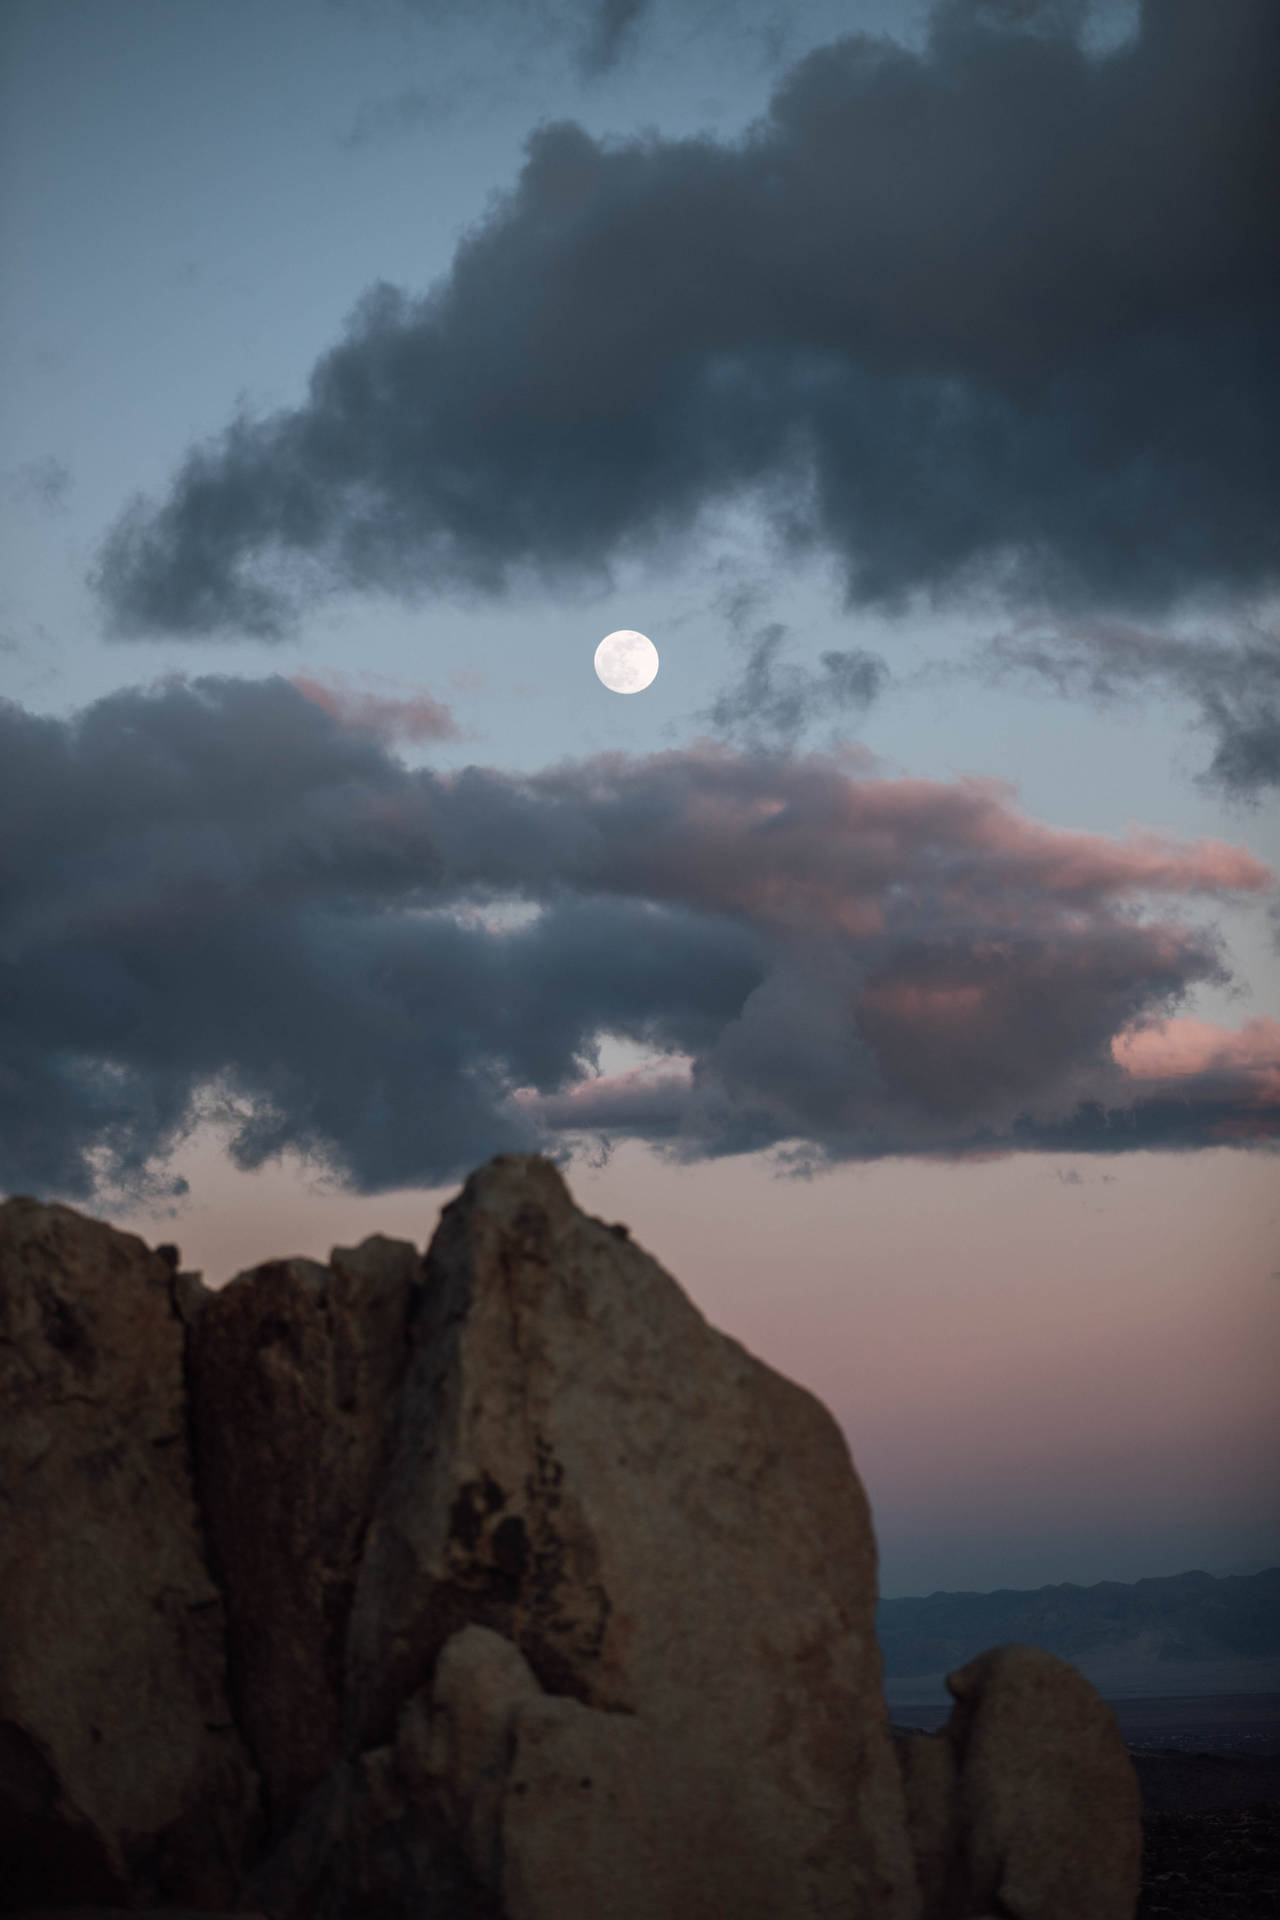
[[947, 1645, 1141, 1919], [405, 1622, 542, 1890], [412, 1625, 794, 1920]]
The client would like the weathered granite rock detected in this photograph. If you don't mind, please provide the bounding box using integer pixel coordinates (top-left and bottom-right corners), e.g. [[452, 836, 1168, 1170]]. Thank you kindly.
[[2, 1159, 1144, 1920], [344, 1154, 918, 1919], [404, 1620, 543, 1890], [893, 1645, 1142, 1919], [948, 1645, 1141, 1919], [186, 1237, 420, 1832], [416, 1623, 795, 1920], [0, 1199, 258, 1910]]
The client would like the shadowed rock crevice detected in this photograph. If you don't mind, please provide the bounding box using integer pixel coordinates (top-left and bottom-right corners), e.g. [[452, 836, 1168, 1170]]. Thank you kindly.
[[0, 1158, 1142, 1918], [184, 1238, 423, 1838], [0, 1720, 129, 1912]]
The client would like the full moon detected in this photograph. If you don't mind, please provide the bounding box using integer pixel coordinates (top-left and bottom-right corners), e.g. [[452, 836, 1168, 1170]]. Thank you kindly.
[[594, 629, 659, 694]]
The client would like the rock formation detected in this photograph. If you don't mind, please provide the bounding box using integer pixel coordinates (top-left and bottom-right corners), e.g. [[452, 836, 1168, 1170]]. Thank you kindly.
[[893, 1645, 1142, 1918], [0, 1204, 258, 1910], [0, 1155, 1142, 1919]]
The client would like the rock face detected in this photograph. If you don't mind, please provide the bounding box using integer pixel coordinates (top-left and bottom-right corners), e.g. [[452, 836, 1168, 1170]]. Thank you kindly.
[[0, 1157, 1143, 1920], [415, 1622, 797, 1920], [343, 1153, 917, 1919], [0, 1201, 258, 1911], [185, 1238, 421, 1832], [894, 1644, 1143, 1919]]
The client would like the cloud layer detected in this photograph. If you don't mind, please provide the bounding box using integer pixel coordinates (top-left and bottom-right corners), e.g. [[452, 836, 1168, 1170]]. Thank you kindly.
[[2, 674, 1273, 1202], [96, 0, 1279, 640]]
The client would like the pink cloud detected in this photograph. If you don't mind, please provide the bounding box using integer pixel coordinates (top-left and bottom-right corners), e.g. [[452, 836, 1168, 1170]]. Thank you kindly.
[[1113, 1016, 1280, 1104], [532, 748, 1273, 939], [512, 1060, 696, 1135], [291, 671, 459, 742]]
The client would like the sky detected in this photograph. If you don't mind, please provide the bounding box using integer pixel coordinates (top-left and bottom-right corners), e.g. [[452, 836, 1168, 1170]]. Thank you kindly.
[[2, 0, 1277, 1599]]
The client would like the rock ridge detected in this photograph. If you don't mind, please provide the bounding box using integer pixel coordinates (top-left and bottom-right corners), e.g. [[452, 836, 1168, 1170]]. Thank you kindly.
[[0, 1156, 1141, 1918]]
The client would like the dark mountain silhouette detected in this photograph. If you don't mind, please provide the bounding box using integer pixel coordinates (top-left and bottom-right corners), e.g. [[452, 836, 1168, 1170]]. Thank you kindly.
[[878, 1568, 1280, 1679]]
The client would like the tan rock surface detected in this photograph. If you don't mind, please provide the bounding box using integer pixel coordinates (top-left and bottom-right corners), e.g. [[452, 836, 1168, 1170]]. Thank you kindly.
[[947, 1644, 1141, 1919], [346, 1154, 918, 1919], [407, 1620, 544, 1889], [419, 1623, 795, 1920], [0, 1199, 258, 1909], [186, 1236, 420, 1830]]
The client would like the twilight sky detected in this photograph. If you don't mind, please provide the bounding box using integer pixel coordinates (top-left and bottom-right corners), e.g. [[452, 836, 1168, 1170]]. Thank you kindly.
[[2, 0, 1277, 1597]]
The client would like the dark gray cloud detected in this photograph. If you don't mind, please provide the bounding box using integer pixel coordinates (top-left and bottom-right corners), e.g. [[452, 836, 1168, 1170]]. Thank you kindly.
[[2, 675, 1273, 1203], [96, 0, 1279, 641], [980, 618, 1280, 798], [703, 621, 888, 749]]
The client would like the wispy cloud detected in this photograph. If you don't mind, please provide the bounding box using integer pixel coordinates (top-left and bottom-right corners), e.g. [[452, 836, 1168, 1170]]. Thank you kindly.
[[576, 0, 652, 73], [977, 615, 1280, 799], [701, 621, 887, 750], [4, 457, 72, 513], [339, 85, 454, 149]]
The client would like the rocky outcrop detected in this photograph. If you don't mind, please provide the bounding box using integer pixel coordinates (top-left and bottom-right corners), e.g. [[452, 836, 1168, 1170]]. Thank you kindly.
[[894, 1645, 1143, 1919], [0, 1157, 1142, 1920], [0, 1202, 258, 1911]]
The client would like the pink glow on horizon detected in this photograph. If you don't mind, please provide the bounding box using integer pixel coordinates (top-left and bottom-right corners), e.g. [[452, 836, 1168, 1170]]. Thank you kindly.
[[99, 1133, 1279, 1595]]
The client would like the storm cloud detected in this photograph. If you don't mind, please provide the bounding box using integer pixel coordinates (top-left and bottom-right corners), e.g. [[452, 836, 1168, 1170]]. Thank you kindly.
[[96, 0, 1279, 641], [2, 674, 1273, 1202]]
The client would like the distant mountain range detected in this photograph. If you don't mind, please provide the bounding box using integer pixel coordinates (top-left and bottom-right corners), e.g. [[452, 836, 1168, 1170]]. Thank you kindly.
[[878, 1568, 1280, 1686]]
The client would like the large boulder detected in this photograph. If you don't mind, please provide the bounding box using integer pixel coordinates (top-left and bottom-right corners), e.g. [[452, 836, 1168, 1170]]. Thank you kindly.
[[0, 1200, 258, 1910], [185, 1237, 421, 1833], [893, 1645, 1142, 1919], [344, 1154, 918, 1919]]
